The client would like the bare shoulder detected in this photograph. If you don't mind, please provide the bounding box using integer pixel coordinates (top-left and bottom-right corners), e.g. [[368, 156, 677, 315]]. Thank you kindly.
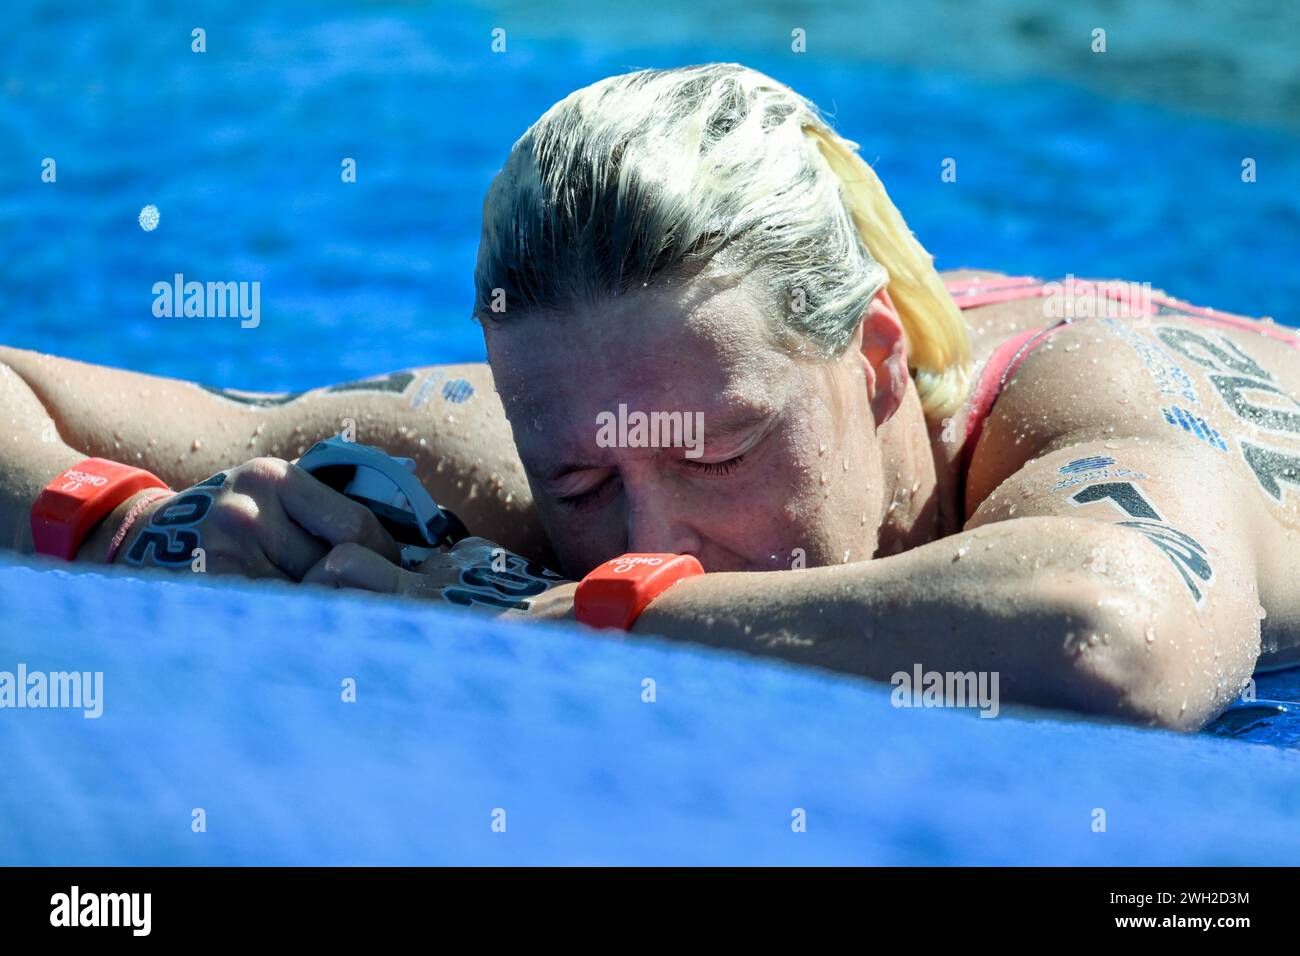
[[967, 307, 1300, 667], [969, 308, 1300, 495]]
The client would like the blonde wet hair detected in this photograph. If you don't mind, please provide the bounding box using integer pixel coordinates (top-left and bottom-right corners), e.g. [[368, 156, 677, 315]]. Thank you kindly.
[[475, 63, 972, 421]]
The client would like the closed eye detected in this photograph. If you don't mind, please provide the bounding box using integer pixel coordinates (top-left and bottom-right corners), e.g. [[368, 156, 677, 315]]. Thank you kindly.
[[555, 474, 620, 511], [683, 453, 745, 477]]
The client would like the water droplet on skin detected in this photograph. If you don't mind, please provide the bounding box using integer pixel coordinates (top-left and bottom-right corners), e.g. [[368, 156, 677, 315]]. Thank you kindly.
[[192, 438, 203, 452], [818, 442, 827, 455], [820, 473, 828, 486], [1088, 633, 1100, 646], [1103, 441, 1119, 449], [1008, 505, 1017, 515]]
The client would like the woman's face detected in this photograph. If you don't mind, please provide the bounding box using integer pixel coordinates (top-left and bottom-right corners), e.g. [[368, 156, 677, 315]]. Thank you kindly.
[[484, 268, 893, 577]]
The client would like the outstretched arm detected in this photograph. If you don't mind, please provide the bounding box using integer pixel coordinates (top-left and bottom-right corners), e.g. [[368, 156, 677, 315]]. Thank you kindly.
[[628, 438, 1260, 730], [0, 346, 550, 562]]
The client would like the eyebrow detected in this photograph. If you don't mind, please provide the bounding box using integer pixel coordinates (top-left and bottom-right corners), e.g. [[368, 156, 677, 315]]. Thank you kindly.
[[533, 404, 777, 484]]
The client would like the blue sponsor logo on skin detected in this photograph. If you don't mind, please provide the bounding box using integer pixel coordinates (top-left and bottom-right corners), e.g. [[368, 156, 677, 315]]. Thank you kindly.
[[441, 378, 475, 404], [1162, 405, 1228, 451], [1060, 456, 1116, 474]]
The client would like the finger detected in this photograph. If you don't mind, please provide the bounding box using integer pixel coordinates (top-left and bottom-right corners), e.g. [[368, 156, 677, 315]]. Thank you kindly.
[[207, 491, 318, 580], [202, 526, 293, 583], [255, 496, 331, 580], [275, 463, 401, 563], [444, 536, 506, 568], [451, 536, 499, 551], [243, 543, 296, 583], [302, 542, 409, 594], [411, 554, 466, 589]]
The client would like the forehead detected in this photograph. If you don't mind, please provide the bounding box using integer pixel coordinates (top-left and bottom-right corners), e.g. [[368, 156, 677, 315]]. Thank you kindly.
[[485, 267, 796, 426]]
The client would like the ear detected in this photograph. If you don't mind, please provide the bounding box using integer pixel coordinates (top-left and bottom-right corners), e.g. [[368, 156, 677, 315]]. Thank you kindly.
[[859, 288, 909, 425]]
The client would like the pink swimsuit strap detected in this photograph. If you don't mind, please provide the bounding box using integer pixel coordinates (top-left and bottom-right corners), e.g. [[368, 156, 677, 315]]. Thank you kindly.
[[944, 275, 1047, 310], [958, 324, 1060, 482]]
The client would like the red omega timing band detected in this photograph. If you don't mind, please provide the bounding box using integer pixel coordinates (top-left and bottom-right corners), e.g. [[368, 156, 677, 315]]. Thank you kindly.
[[573, 553, 705, 630], [30, 458, 170, 561]]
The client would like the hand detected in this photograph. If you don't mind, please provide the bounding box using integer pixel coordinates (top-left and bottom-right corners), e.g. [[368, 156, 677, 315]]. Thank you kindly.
[[303, 536, 576, 619], [95, 457, 400, 579]]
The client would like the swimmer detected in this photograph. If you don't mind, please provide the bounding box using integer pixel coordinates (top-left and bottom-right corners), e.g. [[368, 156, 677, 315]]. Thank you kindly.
[[4, 64, 1299, 731]]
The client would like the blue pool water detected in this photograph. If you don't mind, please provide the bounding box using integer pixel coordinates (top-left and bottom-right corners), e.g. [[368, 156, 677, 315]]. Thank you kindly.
[[3, 2, 1300, 863], [2, 2, 1298, 388]]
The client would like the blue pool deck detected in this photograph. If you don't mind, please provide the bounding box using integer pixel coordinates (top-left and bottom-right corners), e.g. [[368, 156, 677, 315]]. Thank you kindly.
[[2, 552, 1298, 866]]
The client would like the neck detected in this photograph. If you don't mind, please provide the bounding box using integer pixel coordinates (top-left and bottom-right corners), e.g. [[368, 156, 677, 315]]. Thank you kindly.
[[872, 381, 965, 556]]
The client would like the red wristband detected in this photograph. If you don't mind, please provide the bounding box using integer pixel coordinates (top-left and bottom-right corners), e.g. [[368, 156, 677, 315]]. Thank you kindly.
[[574, 553, 705, 630], [30, 458, 170, 561]]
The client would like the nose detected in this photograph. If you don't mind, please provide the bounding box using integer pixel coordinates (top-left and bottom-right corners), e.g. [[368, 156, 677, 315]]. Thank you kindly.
[[623, 483, 701, 557]]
